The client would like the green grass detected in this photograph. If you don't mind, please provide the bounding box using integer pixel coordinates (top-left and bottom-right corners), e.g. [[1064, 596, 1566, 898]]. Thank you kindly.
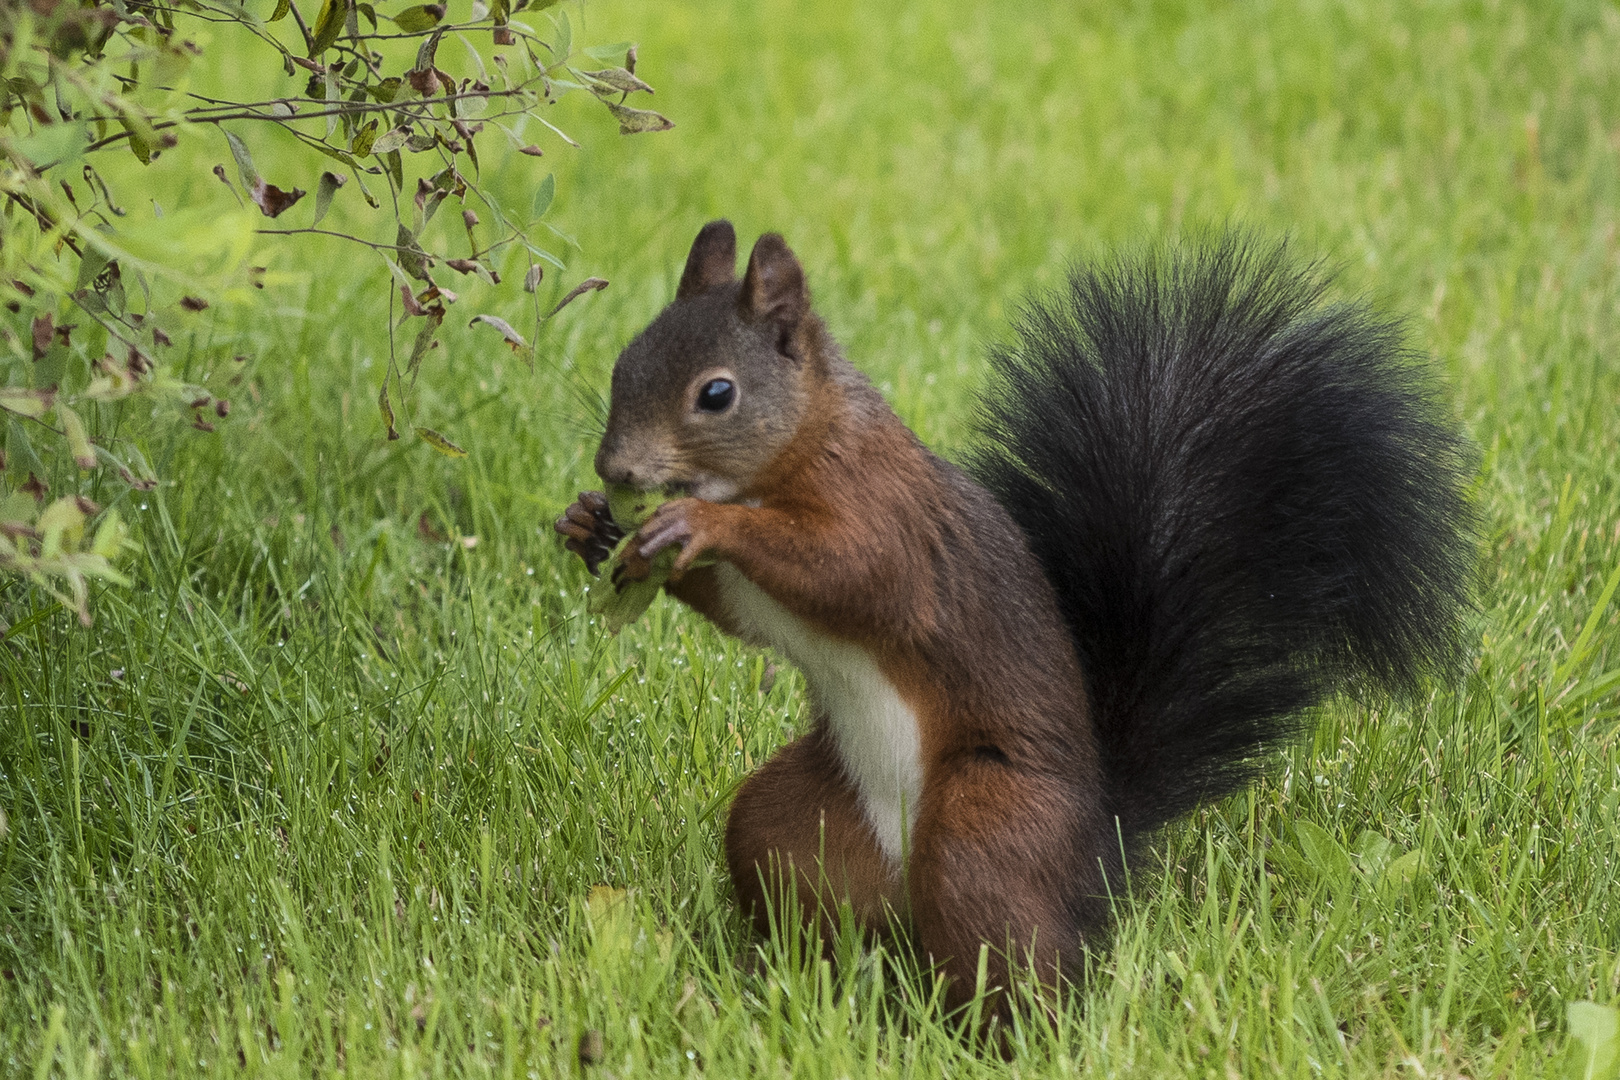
[[5, 0, 1620, 1075]]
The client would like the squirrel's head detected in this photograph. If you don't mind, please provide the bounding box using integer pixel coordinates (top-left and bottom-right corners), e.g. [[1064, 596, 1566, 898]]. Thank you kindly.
[[595, 220, 824, 503]]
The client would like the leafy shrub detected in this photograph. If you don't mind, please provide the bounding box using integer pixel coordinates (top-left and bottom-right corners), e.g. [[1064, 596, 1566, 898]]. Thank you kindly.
[[0, 0, 667, 624]]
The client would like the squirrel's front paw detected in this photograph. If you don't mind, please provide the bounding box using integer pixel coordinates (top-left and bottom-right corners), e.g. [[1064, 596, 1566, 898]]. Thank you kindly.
[[554, 491, 624, 576], [623, 497, 713, 582]]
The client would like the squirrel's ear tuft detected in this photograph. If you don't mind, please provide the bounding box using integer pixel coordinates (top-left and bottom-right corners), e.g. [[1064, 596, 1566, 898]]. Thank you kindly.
[[740, 233, 808, 331], [677, 220, 738, 299]]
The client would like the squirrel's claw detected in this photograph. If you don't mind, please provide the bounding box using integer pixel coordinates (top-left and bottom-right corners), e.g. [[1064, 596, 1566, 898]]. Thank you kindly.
[[631, 498, 707, 581], [554, 490, 623, 576]]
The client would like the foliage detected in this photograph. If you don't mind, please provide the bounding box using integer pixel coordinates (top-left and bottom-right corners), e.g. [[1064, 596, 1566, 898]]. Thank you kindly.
[[2, 0, 1620, 1077], [0, 0, 668, 623]]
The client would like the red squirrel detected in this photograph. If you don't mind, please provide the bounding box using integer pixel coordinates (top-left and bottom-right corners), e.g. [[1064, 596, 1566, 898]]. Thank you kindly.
[[556, 221, 1474, 1015]]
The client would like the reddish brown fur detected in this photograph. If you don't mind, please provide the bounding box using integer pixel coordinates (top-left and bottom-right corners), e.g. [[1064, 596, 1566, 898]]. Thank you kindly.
[[562, 224, 1117, 1021]]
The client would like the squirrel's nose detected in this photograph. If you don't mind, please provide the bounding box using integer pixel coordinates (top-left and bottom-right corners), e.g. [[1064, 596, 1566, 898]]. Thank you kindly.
[[594, 440, 641, 488]]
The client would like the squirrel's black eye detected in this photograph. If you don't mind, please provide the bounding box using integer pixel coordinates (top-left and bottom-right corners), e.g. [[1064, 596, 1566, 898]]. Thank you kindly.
[[696, 378, 735, 413]]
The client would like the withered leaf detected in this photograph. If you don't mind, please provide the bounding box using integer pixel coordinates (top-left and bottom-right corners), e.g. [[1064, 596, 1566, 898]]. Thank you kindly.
[[408, 66, 440, 96], [378, 381, 399, 439], [518, 144, 544, 157], [400, 283, 426, 317], [444, 259, 480, 275], [523, 264, 543, 292], [251, 181, 305, 218], [31, 314, 53, 360], [406, 312, 441, 378], [468, 314, 528, 351], [151, 326, 171, 347], [604, 102, 673, 134], [415, 427, 466, 458], [181, 296, 208, 311], [548, 277, 608, 316]]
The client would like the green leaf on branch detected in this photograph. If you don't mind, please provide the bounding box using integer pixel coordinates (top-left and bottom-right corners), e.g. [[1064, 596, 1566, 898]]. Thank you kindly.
[[531, 172, 555, 219], [406, 314, 440, 379], [0, 389, 55, 420], [415, 427, 466, 458], [350, 120, 380, 157], [395, 225, 432, 282], [91, 510, 131, 562], [393, 4, 444, 33], [604, 101, 673, 134], [581, 68, 652, 95], [548, 11, 571, 64], [7, 422, 48, 481], [371, 127, 411, 156], [269, 0, 291, 20], [56, 405, 96, 470], [313, 171, 346, 225], [581, 42, 635, 63], [310, 0, 347, 56]]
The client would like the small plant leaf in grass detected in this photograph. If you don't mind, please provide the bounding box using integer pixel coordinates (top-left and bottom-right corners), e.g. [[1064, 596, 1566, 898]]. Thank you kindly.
[[313, 171, 345, 225], [1567, 1001, 1620, 1080], [415, 427, 466, 458], [1295, 820, 1351, 887], [604, 101, 674, 134], [392, 4, 444, 33], [549, 276, 608, 316], [531, 172, 555, 219]]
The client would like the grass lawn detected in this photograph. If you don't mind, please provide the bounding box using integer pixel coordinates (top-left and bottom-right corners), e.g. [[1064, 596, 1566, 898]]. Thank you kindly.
[[4, 0, 1620, 1075]]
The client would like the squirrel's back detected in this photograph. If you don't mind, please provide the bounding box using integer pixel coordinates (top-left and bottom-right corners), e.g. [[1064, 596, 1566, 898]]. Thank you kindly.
[[971, 236, 1477, 847]]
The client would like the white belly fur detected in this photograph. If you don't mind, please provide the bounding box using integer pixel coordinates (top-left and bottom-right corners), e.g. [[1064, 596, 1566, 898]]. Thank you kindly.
[[713, 564, 922, 864]]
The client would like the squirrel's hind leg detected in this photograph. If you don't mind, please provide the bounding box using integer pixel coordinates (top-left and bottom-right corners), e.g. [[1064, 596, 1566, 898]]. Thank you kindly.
[[909, 761, 1105, 1019], [725, 726, 904, 947]]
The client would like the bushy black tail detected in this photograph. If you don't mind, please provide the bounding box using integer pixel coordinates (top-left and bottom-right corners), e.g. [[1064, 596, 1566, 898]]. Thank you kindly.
[[971, 236, 1476, 844]]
